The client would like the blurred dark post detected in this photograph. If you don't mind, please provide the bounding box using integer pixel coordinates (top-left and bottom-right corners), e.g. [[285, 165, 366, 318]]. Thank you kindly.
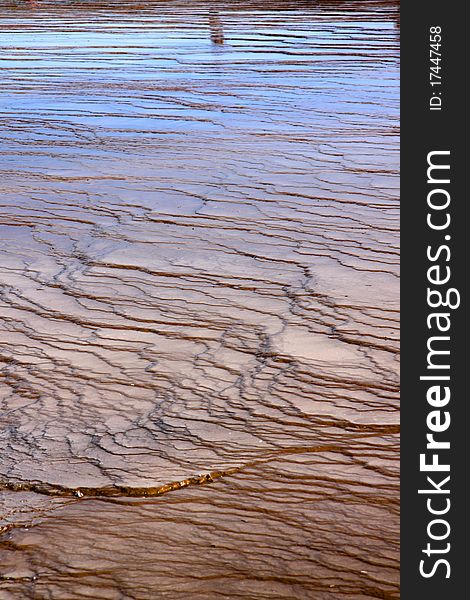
[[209, 9, 224, 45]]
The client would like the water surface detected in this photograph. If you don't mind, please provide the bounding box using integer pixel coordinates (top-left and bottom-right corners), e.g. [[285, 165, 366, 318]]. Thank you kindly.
[[0, 1, 399, 598]]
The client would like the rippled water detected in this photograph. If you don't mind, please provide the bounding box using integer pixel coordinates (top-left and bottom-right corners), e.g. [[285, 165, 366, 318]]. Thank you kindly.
[[0, 1, 399, 598]]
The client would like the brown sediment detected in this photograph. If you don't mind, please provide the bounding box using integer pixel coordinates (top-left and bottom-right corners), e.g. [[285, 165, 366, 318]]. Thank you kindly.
[[0, 471, 224, 498], [0, 430, 399, 499], [0, 0, 399, 598]]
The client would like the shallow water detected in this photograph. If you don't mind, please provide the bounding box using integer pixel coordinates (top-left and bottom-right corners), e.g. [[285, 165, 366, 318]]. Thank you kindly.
[[0, 1, 399, 598]]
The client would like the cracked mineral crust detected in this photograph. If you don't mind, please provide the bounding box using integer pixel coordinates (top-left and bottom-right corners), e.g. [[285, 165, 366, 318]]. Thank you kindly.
[[0, 1, 399, 598]]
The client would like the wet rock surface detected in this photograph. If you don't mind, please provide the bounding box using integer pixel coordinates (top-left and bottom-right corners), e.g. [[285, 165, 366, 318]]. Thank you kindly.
[[0, 1, 399, 598]]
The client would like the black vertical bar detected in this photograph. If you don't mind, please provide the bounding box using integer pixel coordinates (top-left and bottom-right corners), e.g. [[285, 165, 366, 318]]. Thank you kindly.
[[401, 1, 466, 597]]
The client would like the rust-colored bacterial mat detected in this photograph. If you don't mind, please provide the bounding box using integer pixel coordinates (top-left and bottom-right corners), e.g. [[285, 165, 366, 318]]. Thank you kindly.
[[0, 1, 399, 598]]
